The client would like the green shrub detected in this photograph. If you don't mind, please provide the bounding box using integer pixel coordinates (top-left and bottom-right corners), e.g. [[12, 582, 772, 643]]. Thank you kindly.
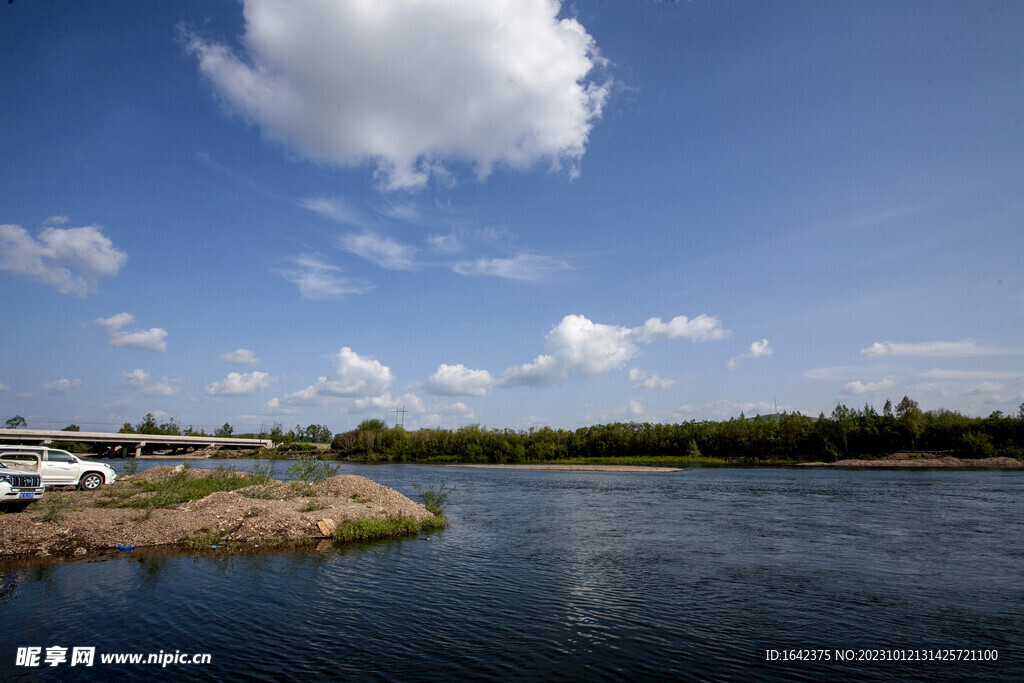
[[416, 480, 453, 516]]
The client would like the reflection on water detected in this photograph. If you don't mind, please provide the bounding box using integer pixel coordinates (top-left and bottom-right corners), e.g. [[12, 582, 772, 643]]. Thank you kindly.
[[2, 463, 1022, 681]]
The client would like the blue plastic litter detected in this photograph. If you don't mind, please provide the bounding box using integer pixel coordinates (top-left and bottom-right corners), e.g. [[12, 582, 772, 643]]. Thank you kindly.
[[117, 544, 135, 552], [210, 545, 219, 549]]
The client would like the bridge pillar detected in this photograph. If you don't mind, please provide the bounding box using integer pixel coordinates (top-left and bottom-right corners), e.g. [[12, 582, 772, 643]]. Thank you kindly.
[[135, 442, 146, 458]]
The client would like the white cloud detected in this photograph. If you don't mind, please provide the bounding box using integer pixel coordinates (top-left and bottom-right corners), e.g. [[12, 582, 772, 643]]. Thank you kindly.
[[726, 338, 773, 370], [123, 370, 182, 397], [629, 400, 644, 416], [860, 340, 1016, 357], [43, 215, 69, 225], [122, 369, 151, 388], [629, 368, 675, 390], [298, 197, 363, 225], [221, 348, 260, 366], [627, 315, 729, 343], [339, 232, 416, 270], [0, 222, 127, 296], [674, 399, 780, 421], [425, 364, 494, 396], [205, 371, 275, 396], [804, 366, 854, 380], [452, 254, 571, 283], [279, 348, 393, 406], [96, 313, 168, 352], [43, 378, 81, 396], [0, 381, 9, 391], [428, 233, 463, 254], [501, 313, 727, 387], [142, 379, 181, 398], [840, 376, 897, 396], [918, 368, 1021, 380], [279, 254, 373, 300], [184, 0, 609, 190]]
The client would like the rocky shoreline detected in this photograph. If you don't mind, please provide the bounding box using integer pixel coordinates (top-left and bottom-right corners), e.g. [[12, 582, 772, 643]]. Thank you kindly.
[[450, 464, 682, 472], [799, 453, 1023, 469], [0, 466, 435, 560]]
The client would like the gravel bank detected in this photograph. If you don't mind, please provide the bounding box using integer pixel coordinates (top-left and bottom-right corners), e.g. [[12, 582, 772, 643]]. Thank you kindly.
[[0, 466, 434, 559]]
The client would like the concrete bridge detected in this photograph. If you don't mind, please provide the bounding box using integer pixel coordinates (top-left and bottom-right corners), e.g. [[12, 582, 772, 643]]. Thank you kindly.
[[0, 428, 273, 458]]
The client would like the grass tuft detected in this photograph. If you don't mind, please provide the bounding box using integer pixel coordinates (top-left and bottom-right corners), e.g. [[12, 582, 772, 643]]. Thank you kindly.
[[332, 515, 448, 543]]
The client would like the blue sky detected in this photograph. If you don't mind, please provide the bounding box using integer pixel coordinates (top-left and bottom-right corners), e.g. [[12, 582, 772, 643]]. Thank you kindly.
[[2, 0, 1022, 434]]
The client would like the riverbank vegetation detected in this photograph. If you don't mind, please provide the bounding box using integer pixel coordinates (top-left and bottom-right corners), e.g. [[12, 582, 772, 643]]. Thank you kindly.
[[324, 398, 1023, 465]]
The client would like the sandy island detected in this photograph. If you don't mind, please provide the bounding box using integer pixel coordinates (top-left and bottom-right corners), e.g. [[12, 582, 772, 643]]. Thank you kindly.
[[0, 466, 435, 560], [450, 464, 682, 472]]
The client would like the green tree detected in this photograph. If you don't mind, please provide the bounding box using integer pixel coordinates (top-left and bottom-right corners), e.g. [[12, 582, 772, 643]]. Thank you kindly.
[[215, 423, 234, 437], [135, 413, 160, 434], [62, 424, 81, 432], [357, 418, 388, 431], [4, 415, 27, 429], [895, 396, 924, 450]]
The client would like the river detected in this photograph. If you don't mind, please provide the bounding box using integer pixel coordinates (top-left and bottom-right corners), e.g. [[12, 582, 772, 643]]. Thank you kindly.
[[2, 460, 1021, 681]]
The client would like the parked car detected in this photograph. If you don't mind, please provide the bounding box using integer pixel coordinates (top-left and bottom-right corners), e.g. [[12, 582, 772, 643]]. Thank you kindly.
[[0, 459, 44, 510], [0, 446, 117, 490]]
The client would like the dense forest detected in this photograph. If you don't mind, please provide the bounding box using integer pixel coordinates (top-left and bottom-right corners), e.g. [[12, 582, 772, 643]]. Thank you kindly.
[[329, 397, 1024, 464]]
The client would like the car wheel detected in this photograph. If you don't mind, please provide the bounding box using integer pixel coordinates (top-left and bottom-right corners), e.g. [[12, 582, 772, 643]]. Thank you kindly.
[[80, 472, 104, 490]]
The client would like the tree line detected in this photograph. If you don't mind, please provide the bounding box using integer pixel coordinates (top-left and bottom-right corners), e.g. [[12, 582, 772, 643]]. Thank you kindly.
[[328, 398, 1024, 464]]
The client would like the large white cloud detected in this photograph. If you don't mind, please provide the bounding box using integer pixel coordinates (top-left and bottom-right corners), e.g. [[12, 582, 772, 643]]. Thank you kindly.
[[184, 0, 610, 190], [95, 313, 168, 353], [501, 313, 727, 387], [279, 347, 393, 406], [205, 371, 275, 396], [425, 364, 494, 396], [0, 223, 127, 296]]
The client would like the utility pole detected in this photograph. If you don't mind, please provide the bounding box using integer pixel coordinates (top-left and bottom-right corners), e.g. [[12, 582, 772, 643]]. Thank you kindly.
[[390, 403, 406, 429]]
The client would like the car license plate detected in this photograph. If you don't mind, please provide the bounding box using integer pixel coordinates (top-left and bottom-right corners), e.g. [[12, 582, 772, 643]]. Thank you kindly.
[[18, 492, 36, 499]]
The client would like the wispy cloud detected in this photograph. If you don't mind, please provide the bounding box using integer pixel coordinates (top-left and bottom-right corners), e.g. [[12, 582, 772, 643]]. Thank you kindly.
[[919, 368, 1021, 380], [453, 254, 571, 284], [340, 232, 416, 270], [43, 378, 81, 396], [804, 366, 855, 380], [279, 254, 373, 300], [861, 340, 1018, 357], [95, 313, 167, 352], [220, 348, 260, 366], [298, 197, 363, 225], [840, 376, 896, 396]]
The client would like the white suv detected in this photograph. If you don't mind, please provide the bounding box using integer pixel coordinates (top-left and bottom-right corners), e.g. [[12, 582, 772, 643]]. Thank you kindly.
[[0, 446, 117, 490], [0, 460, 44, 510]]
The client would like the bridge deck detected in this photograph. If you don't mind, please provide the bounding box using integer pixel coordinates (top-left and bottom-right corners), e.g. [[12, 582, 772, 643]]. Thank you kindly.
[[0, 428, 272, 456]]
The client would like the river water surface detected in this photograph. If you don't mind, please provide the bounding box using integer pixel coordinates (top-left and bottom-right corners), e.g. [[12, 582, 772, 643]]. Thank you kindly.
[[2, 461, 1021, 681]]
